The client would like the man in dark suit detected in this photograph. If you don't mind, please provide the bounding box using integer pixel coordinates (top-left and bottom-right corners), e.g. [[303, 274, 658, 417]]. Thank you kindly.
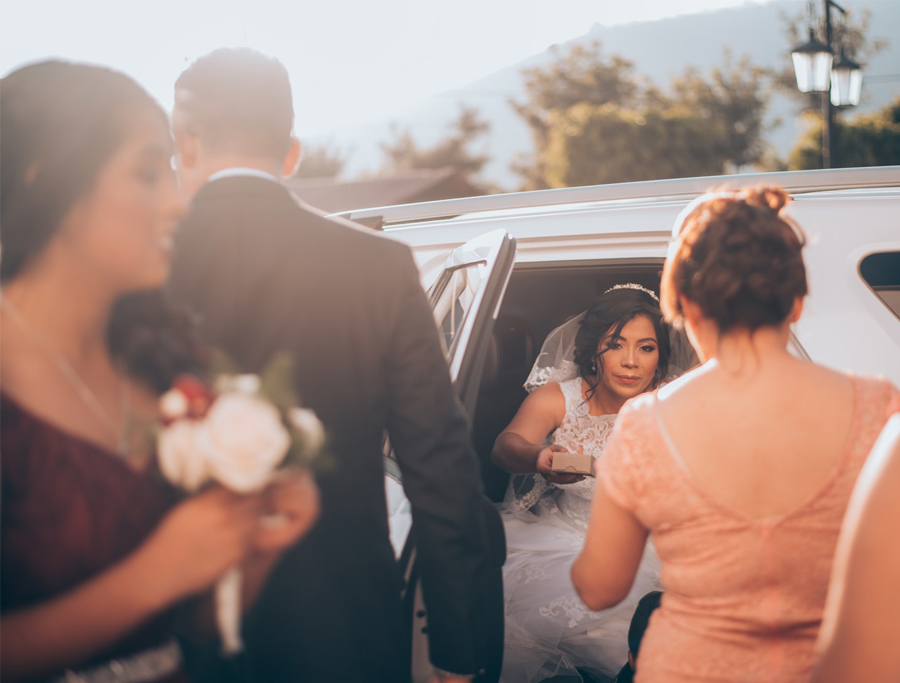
[[168, 48, 500, 683]]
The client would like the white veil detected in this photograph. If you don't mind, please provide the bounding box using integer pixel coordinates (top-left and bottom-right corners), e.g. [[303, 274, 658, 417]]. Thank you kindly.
[[506, 285, 698, 512]]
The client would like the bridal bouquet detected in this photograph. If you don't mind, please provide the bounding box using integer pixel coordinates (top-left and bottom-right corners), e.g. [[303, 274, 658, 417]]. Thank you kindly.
[[156, 353, 326, 654]]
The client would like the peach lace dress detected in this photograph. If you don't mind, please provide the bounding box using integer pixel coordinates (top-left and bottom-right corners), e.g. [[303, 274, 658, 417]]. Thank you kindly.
[[595, 374, 899, 683]]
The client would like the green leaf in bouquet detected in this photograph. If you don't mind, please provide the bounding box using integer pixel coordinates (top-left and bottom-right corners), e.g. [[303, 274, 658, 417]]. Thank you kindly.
[[259, 352, 299, 412], [283, 422, 335, 475]]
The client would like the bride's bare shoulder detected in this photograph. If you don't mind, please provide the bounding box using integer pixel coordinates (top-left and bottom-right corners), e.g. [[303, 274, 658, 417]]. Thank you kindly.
[[528, 381, 566, 403], [524, 382, 567, 416]]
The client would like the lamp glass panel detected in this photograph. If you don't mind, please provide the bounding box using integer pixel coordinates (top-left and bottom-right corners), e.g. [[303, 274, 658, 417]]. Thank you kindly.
[[792, 52, 814, 92], [811, 52, 833, 92], [831, 66, 863, 106], [848, 70, 863, 106], [792, 50, 832, 93], [831, 67, 851, 105]]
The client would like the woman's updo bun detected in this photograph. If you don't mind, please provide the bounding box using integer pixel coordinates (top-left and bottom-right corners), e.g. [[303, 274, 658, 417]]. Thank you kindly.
[[661, 186, 808, 332]]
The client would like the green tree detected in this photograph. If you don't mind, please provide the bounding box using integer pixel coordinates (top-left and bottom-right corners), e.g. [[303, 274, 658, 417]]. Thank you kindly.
[[511, 40, 642, 189], [668, 50, 771, 168], [789, 96, 900, 169], [379, 105, 490, 180], [513, 41, 773, 188], [543, 103, 726, 187], [293, 142, 349, 178]]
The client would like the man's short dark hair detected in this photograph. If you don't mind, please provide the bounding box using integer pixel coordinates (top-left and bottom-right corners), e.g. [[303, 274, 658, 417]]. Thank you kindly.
[[628, 590, 663, 655], [175, 48, 293, 159]]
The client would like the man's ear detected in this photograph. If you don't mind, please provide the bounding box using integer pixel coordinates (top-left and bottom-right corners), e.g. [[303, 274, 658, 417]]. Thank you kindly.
[[174, 127, 200, 171], [788, 296, 804, 324], [282, 137, 301, 178]]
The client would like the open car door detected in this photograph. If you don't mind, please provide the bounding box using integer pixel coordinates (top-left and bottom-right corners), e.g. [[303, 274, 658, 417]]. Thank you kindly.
[[384, 229, 515, 682]]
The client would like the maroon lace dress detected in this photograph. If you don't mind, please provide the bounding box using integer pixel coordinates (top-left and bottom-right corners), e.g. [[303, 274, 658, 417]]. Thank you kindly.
[[1, 393, 190, 682]]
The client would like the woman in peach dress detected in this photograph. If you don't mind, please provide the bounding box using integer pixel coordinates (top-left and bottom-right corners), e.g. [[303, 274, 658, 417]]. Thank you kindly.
[[572, 188, 899, 683]]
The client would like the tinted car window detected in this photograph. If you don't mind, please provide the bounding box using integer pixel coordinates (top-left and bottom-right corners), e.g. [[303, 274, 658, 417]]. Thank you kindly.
[[861, 251, 900, 320]]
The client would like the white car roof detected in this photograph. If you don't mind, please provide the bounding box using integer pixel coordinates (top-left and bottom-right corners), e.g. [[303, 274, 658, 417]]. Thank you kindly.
[[334, 166, 900, 234]]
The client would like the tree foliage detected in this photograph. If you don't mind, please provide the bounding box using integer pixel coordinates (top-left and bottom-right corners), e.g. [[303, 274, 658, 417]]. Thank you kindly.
[[379, 105, 490, 179], [789, 96, 900, 169], [293, 142, 348, 178], [511, 41, 643, 189], [513, 41, 773, 188], [668, 51, 770, 168], [544, 104, 726, 187]]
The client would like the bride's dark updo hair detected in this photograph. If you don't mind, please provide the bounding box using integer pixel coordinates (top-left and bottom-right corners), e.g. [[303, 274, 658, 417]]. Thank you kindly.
[[1, 61, 200, 393], [661, 187, 808, 333], [573, 285, 670, 397]]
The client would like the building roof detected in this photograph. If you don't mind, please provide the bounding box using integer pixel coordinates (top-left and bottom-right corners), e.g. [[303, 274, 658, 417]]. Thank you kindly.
[[285, 167, 484, 213]]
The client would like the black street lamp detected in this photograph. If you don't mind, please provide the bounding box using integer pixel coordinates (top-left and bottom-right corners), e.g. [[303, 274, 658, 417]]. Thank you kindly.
[[831, 51, 863, 107], [791, 0, 863, 168], [792, 29, 833, 94]]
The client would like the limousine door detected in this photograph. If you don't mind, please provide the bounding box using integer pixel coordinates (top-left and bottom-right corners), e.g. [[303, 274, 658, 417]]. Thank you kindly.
[[384, 229, 515, 683]]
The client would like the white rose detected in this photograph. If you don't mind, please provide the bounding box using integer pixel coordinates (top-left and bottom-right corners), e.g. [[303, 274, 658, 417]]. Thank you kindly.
[[203, 393, 291, 493], [157, 420, 211, 492], [159, 388, 189, 422], [214, 374, 262, 396], [288, 407, 326, 453]]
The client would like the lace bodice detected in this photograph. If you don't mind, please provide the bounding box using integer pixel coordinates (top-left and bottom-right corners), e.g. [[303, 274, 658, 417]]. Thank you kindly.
[[549, 379, 616, 525], [553, 379, 617, 456], [507, 379, 616, 524]]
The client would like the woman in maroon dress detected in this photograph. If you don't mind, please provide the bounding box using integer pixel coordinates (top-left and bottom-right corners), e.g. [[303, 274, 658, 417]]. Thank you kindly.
[[0, 61, 319, 682]]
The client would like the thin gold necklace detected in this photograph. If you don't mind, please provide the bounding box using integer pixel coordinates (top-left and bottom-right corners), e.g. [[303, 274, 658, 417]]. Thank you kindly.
[[1, 296, 131, 457]]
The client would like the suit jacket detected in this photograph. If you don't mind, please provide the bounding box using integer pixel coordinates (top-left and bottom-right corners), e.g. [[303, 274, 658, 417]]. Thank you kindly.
[[169, 175, 499, 681]]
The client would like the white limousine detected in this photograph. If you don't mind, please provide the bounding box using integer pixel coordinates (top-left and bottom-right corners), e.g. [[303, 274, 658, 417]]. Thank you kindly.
[[335, 166, 900, 682]]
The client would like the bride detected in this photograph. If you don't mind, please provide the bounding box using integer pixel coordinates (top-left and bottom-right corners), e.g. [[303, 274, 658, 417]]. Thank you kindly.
[[491, 284, 693, 682]]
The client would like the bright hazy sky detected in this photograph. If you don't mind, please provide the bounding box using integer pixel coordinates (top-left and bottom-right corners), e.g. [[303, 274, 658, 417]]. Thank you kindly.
[[0, 0, 780, 137]]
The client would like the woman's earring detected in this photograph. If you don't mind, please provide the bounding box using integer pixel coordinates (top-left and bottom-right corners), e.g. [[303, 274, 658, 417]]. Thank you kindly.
[[590, 361, 598, 375]]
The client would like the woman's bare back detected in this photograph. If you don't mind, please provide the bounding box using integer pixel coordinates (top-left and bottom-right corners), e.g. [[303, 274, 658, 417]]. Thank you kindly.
[[657, 355, 855, 520]]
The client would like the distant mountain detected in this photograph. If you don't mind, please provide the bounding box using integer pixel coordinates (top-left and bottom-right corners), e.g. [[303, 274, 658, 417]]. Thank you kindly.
[[317, 0, 900, 190]]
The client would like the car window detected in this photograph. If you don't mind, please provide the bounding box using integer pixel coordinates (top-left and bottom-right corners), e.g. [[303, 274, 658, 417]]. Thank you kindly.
[[860, 251, 900, 321], [383, 229, 513, 489], [430, 262, 488, 356]]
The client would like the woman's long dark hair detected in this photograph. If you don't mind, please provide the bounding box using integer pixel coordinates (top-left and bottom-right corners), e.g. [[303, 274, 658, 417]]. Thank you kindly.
[[573, 286, 670, 400], [1, 61, 200, 393]]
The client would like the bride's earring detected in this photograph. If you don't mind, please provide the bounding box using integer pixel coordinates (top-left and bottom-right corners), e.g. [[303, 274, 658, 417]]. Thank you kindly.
[[590, 361, 598, 375]]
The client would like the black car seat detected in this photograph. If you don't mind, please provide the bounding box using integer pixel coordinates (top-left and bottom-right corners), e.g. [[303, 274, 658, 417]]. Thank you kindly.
[[473, 315, 535, 503]]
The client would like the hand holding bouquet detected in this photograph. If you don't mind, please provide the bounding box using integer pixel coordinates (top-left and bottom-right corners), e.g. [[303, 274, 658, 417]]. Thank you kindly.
[[156, 354, 325, 654]]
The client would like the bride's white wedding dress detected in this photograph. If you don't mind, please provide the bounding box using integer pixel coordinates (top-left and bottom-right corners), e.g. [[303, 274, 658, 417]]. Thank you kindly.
[[499, 378, 663, 682]]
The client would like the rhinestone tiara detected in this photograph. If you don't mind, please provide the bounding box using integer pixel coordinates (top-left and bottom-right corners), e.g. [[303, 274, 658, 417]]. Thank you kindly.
[[603, 283, 660, 302]]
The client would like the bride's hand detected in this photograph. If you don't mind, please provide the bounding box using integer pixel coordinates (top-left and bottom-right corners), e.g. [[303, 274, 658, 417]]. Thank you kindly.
[[536, 444, 585, 485]]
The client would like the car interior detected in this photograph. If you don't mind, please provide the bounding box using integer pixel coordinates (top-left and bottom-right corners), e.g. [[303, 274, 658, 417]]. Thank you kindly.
[[471, 260, 671, 503]]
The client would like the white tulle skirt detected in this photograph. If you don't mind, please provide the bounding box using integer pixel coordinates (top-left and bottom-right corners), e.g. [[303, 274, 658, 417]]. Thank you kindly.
[[499, 485, 662, 682]]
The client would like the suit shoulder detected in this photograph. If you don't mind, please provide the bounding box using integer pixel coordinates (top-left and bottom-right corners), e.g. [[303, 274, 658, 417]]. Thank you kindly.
[[293, 198, 413, 261]]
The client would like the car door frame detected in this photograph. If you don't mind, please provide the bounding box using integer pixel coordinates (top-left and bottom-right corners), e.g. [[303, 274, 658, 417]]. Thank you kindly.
[[386, 229, 515, 682]]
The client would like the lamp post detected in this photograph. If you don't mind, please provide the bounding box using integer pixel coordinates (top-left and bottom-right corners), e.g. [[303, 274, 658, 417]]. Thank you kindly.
[[791, 0, 863, 168]]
